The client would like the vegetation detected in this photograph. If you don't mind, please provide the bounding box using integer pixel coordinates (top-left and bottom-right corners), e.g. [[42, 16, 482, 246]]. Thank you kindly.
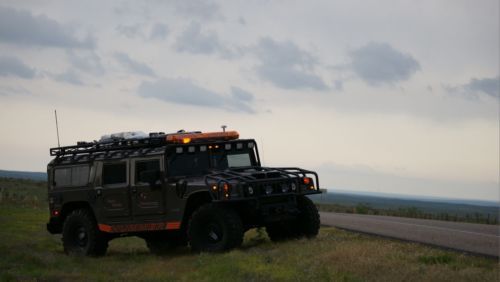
[[0, 177, 498, 281], [311, 193, 499, 225]]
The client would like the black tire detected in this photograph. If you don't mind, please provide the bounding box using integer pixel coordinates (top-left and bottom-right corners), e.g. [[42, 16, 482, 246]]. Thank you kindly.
[[266, 196, 320, 242], [188, 204, 243, 252], [145, 232, 187, 255], [62, 209, 108, 256], [296, 195, 320, 238]]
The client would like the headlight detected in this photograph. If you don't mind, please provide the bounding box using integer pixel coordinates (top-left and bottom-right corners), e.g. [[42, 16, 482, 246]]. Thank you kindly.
[[247, 186, 254, 195], [291, 182, 297, 191]]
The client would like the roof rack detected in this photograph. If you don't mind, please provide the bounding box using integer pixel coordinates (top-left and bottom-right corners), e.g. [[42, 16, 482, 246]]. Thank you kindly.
[[50, 130, 241, 157], [50, 134, 168, 157]]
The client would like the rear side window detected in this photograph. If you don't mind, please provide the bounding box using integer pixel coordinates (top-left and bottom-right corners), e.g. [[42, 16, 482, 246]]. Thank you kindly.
[[102, 162, 127, 185], [54, 165, 90, 188], [54, 167, 71, 187], [72, 166, 90, 186]]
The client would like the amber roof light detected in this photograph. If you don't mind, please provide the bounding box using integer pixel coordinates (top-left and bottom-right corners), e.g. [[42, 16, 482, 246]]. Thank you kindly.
[[166, 131, 239, 144]]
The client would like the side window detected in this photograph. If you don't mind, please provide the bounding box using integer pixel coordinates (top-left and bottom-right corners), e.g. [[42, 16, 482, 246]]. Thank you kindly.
[[54, 167, 72, 187], [72, 166, 90, 186], [102, 162, 127, 185], [54, 165, 90, 188], [135, 159, 160, 184]]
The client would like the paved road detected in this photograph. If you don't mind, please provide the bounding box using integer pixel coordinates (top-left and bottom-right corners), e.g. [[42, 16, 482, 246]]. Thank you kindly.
[[320, 212, 500, 257]]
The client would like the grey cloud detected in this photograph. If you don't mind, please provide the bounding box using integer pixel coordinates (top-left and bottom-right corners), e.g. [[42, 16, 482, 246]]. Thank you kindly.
[[257, 66, 327, 90], [0, 55, 36, 79], [116, 24, 143, 39], [54, 69, 84, 85], [138, 78, 254, 113], [67, 50, 104, 75], [349, 42, 420, 85], [114, 52, 155, 77], [149, 23, 169, 40], [255, 38, 316, 69], [231, 86, 254, 102], [174, 22, 232, 57], [334, 80, 343, 91], [444, 76, 499, 100], [237, 17, 246, 25], [253, 38, 327, 90], [0, 5, 94, 48], [229, 87, 255, 113], [174, 0, 222, 21], [465, 77, 499, 98]]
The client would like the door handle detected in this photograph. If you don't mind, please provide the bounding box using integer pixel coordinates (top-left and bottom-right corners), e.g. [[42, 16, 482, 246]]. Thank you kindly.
[[95, 188, 102, 199], [131, 187, 137, 193]]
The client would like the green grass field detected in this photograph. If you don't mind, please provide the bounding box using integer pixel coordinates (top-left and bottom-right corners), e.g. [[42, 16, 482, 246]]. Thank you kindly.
[[0, 178, 499, 281]]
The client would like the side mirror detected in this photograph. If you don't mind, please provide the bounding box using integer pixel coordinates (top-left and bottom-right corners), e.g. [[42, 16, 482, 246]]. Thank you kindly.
[[139, 170, 160, 186]]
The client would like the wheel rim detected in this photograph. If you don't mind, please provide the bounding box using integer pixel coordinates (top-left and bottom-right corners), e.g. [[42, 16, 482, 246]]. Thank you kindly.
[[205, 222, 223, 244], [72, 225, 88, 248]]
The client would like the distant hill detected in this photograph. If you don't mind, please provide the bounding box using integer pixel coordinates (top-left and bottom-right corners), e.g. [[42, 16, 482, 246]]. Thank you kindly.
[[310, 191, 499, 210], [325, 189, 499, 207], [0, 170, 46, 181], [309, 191, 499, 224]]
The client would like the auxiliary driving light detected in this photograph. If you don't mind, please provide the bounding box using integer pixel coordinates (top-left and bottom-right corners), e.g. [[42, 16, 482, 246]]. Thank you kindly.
[[265, 185, 273, 195], [281, 183, 289, 193]]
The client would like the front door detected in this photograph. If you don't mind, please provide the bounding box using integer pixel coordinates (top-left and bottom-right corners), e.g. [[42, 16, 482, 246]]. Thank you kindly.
[[131, 157, 164, 218]]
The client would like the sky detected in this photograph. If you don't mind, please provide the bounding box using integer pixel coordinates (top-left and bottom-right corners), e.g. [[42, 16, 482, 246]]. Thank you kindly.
[[0, 0, 498, 201]]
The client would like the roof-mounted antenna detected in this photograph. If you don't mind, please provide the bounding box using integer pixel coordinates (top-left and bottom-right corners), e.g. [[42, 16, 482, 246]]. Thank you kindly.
[[221, 125, 227, 132], [54, 110, 61, 147]]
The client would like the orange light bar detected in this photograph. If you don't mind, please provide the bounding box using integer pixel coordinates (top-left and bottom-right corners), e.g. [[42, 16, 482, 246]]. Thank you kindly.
[[166, 131, 239, 144]]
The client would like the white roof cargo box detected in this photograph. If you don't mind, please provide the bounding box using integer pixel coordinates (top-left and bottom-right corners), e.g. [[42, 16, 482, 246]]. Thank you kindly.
[[100, 131, 148, 142]]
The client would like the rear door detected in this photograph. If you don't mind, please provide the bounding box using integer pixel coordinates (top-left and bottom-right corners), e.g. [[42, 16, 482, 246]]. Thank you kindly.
[[95, 160, 131, 220], [131, 157, 164, 218]]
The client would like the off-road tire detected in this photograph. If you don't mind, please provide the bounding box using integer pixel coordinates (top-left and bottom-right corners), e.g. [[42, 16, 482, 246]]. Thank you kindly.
[[62, 209, 108, 256], [266, 196, 320, 241], [296, 195, 320, 238], [188, 204, 243, 252]]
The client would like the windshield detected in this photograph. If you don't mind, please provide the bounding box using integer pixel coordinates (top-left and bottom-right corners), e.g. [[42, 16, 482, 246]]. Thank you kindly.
[[167, 148, 256, 177]]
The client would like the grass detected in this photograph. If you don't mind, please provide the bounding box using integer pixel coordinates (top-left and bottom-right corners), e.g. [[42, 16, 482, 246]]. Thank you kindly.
[[0, 178, 499, 281]]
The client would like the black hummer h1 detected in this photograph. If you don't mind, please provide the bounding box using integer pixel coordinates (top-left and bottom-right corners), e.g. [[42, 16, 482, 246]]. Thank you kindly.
[[47, 130, 321, 256]]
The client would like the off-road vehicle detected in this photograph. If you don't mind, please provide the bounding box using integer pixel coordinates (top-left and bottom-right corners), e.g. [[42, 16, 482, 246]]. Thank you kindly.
[[47, 130, 321, 256]]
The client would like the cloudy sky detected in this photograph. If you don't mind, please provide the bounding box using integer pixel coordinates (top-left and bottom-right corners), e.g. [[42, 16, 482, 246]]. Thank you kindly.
[[0, 0, 498, 201]]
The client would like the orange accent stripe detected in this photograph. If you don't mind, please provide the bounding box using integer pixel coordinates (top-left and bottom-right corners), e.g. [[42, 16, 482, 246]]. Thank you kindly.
[[98, 224, 112, 232], [98, 221, 181, 233], [166, 221, 181, 230]]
